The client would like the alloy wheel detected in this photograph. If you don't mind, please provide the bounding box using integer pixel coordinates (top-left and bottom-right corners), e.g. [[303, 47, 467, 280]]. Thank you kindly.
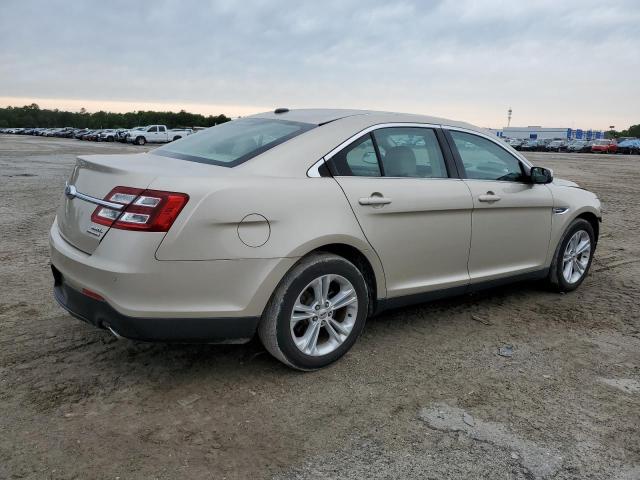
[[562, 230, 591, 284], [290, 274, 358, 356]]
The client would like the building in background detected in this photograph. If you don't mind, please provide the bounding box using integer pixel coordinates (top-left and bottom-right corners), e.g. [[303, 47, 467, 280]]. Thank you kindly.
[[489, 126, 604, 141]]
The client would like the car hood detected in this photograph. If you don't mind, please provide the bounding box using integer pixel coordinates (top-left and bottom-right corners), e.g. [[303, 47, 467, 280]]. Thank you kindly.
[[553, 178, 580, 188]]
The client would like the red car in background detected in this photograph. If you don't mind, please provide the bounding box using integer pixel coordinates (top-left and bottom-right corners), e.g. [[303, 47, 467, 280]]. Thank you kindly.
[[591, 139, 617, 153]]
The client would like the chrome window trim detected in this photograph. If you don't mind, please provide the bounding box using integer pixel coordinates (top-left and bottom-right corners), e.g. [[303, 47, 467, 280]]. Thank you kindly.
[[442, 125, 533, 170], [306, 122, 533, 178], [334, 176, 462, 181], [307, 122, 441, 178], [307, 158, 326, 178], [325, 122, 441, 160]]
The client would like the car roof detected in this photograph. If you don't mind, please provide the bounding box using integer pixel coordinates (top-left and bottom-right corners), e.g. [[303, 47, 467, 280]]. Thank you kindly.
[[238, 109, 526, 177], [250, 108, 480, 131]]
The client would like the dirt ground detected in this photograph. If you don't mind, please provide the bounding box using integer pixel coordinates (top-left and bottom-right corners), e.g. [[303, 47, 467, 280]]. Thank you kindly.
[[0, 135, 638, 480]]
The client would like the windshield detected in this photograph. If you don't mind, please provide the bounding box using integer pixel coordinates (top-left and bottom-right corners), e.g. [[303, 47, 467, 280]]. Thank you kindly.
[[154, 118, 315, 167]]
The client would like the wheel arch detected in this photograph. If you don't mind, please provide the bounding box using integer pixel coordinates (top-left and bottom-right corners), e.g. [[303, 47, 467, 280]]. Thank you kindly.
[[575, 211, 600, 246], [546, 206, 601, 269], [305, 243, 382, 315]]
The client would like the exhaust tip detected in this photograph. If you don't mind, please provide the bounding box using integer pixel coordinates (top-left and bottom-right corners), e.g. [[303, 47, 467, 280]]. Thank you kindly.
[[104, 323, 123, 340]]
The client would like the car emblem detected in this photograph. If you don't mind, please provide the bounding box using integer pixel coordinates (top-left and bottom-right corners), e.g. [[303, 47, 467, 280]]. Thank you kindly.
[[86, 224, 104, 237]]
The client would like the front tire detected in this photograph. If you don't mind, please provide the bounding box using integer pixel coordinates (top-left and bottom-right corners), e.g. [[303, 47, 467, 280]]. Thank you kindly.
[[548, 218, 595, 292], [258, 253, 369, 371], [135, 136, 146, 146]]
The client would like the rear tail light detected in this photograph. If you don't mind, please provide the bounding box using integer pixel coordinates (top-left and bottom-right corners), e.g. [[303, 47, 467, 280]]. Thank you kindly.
[[90, 186, 189, 232]]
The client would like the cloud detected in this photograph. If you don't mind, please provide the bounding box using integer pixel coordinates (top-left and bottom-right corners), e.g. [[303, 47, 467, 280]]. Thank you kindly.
[[1, 0, 638, 128]]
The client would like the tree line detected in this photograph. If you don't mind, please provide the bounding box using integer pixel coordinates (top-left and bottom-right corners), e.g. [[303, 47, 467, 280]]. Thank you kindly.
[[0, 103, 231, 129], [605, 124, 640, 139]]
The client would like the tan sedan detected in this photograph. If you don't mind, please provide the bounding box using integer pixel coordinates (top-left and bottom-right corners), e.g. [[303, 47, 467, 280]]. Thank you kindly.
[[50, 109, 601, 370]]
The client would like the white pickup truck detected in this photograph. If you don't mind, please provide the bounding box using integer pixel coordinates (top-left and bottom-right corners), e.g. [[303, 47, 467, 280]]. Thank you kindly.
[[126, 125, 194, 145]]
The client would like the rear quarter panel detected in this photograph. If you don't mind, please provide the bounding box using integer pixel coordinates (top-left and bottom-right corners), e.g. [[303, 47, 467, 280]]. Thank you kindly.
[[152, 175, 386, 296]]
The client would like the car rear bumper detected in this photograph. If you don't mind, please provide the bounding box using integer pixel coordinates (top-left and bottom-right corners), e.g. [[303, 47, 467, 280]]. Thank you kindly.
[[52, 265, 259, 342], [49, 218, 297, 340]]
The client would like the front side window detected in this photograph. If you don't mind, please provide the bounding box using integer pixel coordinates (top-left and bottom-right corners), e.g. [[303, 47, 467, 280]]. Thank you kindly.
[[373, 127, 447, 178], [450, 130, 525, 182], [155, 118, 315, 167], [148, 126, 158, 132]]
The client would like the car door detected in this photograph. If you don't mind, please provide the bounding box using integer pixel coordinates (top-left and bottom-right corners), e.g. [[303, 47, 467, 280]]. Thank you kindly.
[[157, 125, 167, 142], [326, 125, 473, 298], [147, 125, 159, 142], [446, 128, 553, 282]]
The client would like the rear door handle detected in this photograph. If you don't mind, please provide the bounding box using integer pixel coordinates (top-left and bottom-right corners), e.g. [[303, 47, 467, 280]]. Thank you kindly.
[[359, 196, 392, 206], [478, 192, 501, 202]]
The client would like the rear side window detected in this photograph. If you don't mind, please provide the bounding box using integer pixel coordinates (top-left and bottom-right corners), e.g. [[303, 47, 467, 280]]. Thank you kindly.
[[329, 135, 381, 176], [373, 127, 447, 178], [449, 131, 525, 182], [155, 118, 315, 167], [327, 127, 448, 178]]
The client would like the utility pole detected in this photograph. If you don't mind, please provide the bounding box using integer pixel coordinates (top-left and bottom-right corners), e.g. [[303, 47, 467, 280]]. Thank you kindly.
[[507, 107, 512, 127]]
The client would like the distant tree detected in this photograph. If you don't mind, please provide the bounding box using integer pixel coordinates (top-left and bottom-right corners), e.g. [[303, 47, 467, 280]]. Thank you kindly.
[[627, 124, 640, 138], [0, 105, 231, 129]]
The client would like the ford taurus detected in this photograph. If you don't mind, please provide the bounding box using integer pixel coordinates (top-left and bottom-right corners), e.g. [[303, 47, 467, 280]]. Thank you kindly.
[[50, 109, 601, 370]]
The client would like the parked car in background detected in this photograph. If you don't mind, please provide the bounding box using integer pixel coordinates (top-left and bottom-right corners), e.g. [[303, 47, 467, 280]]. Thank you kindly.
[[168, 128, 194, 141], [546, 140, 567, 152], [46, 128, 65, 137], [520, 139, 542, 151], [59, 128, 76, 138], [50, 108, 602, 370], [73, 129, 89, 139], [615, 139, 640, 155], [567, 140, 586, 153], [89, 130, 106, 141], [98, 129, 118, 142], [126, 125, 177, 145], [591, 139, 617, 154], [506, 138, 524, 149], [80, 130, 97, 140], [116, 126, 145, 143], [54, 127, 75, 138]]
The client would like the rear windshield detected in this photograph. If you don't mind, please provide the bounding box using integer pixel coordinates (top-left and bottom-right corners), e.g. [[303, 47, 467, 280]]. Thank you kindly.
[[154, 118, 315, 167]]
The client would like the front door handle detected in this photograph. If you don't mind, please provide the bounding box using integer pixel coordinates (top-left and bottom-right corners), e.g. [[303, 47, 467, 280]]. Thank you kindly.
[[478, 191, 501, 203], [359, 196, 392, 206]]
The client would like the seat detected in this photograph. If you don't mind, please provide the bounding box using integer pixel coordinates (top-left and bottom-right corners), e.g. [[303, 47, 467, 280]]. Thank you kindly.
[[383, 146, 417, 177]]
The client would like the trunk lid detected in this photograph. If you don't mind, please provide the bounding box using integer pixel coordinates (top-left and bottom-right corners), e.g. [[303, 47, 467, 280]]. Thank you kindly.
[[57, 154, 157, 253], [56, 152, 227, 254]]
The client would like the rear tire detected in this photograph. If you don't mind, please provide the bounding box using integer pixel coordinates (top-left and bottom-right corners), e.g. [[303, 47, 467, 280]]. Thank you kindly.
[[547, 218, 595, 292], [258, 252, 369, 371]]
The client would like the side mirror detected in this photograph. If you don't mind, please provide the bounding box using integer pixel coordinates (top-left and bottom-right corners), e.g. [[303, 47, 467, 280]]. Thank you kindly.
[[530, 166, 553, 184]]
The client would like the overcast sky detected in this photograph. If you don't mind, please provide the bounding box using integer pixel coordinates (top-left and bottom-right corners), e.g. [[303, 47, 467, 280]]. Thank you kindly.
[[1, 0, 638, 129]]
